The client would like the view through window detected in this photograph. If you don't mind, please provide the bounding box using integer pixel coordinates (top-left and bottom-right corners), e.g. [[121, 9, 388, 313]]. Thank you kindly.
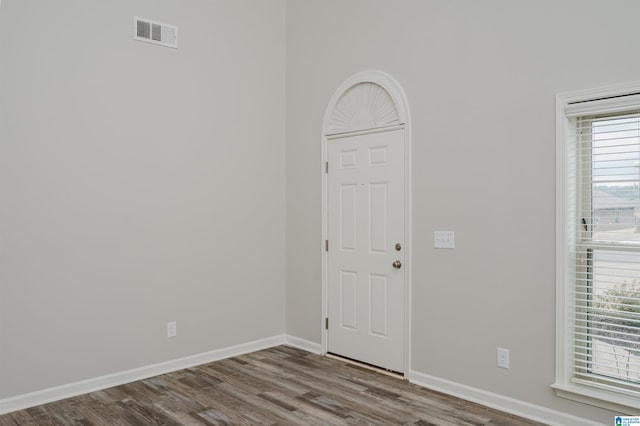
[[579, 113, 640, 387]]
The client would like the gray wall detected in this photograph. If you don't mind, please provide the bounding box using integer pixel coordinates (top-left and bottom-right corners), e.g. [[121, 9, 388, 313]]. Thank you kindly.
[[285, 0, 640, 423], [2, 0, 639, 423], [0, 0, 285, 398]]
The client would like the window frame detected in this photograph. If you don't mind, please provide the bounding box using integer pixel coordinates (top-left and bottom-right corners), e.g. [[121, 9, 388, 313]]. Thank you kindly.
[[555, 81, 640, 412]]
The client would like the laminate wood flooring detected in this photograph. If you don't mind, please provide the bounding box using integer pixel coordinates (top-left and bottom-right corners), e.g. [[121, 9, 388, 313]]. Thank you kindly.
[[0, 346, 546, 425]]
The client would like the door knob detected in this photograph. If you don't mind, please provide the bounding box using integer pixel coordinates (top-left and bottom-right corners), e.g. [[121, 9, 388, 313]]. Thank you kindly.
[[392, 260, 402, 269]]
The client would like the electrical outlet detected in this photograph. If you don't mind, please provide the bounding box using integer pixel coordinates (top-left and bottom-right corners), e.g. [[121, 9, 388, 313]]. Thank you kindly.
[[167, 321, 177, 338], [497, 347, 509, 369]]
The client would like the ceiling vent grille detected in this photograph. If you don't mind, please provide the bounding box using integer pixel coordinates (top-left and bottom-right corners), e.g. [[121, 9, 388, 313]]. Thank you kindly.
[[133, 16, 178, 49]]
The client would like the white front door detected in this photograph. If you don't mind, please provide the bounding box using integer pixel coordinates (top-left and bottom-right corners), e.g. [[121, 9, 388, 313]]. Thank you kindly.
[[327, 128, 405, 372]]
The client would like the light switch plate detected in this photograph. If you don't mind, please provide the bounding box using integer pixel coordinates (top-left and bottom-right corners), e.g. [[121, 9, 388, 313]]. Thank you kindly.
[[434, 231, 455, 249], [167, 321, 177, 338]]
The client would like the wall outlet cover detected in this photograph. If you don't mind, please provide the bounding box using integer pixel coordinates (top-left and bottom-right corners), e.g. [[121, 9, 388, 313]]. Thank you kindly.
[[497, 347, 509, 369]]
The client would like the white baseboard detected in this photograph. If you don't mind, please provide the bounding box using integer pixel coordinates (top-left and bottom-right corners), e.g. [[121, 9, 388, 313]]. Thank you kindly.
[[408, 370, 605, 426], [0, 334, 286, 415], [284, 335, 322, 354], [0, 335, 607, 426]]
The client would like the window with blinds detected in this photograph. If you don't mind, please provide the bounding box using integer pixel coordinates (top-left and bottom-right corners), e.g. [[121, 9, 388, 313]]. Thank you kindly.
[[574, 113, 640, 389], [556, 84, 640, 410]]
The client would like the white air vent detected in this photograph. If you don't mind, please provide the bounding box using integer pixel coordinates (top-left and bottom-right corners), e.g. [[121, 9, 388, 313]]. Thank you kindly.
[[133, 16, 178, 49]]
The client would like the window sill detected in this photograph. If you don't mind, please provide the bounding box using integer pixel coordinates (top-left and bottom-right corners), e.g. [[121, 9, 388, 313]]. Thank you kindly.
[[552, 382, 639, 414]]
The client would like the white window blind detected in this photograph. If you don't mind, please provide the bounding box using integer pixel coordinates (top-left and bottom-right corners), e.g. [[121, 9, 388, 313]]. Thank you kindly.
[[557, 83, 640, 410], [566, 93, 640, 118], [571, 112, 640, 393]]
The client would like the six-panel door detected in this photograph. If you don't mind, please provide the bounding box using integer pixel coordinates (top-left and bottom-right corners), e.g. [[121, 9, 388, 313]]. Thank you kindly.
[[327, 129, 405, 372]]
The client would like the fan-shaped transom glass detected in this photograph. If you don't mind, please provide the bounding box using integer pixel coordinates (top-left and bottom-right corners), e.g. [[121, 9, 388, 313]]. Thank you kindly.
[[327, 82, 400, 134]]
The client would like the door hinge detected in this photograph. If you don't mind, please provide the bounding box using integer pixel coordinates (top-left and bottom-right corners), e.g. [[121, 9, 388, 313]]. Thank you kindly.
[[325, 162, 328, 174], [325, 317, 329, 330], [325, 240, 329, 251]]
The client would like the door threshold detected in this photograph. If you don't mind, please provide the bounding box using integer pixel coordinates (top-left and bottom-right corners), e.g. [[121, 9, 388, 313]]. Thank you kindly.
[[325, 352, 404, 379]]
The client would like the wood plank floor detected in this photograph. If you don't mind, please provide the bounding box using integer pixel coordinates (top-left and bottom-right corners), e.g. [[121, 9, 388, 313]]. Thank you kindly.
[[0, 346, 546, 425]]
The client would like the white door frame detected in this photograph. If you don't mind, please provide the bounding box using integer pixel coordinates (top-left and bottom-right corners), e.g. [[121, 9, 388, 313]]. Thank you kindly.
[[321, 70, 412, 375]]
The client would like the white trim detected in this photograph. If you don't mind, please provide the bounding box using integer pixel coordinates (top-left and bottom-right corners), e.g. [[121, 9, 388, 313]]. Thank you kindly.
[[0, 334, 611, 425], [556, 80, 640, 412], [326, 124, 405, 140], [555, 93, 571, 392], [408, 370, 605, 426], [284, 335, 322, 354], [320, 70, 412, 375], [552, 383, 640, 414], [0, 335, 285, 415]]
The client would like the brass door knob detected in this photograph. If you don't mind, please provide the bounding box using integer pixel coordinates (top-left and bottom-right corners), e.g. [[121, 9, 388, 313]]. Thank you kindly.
[[392, 260, 402, 269]]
